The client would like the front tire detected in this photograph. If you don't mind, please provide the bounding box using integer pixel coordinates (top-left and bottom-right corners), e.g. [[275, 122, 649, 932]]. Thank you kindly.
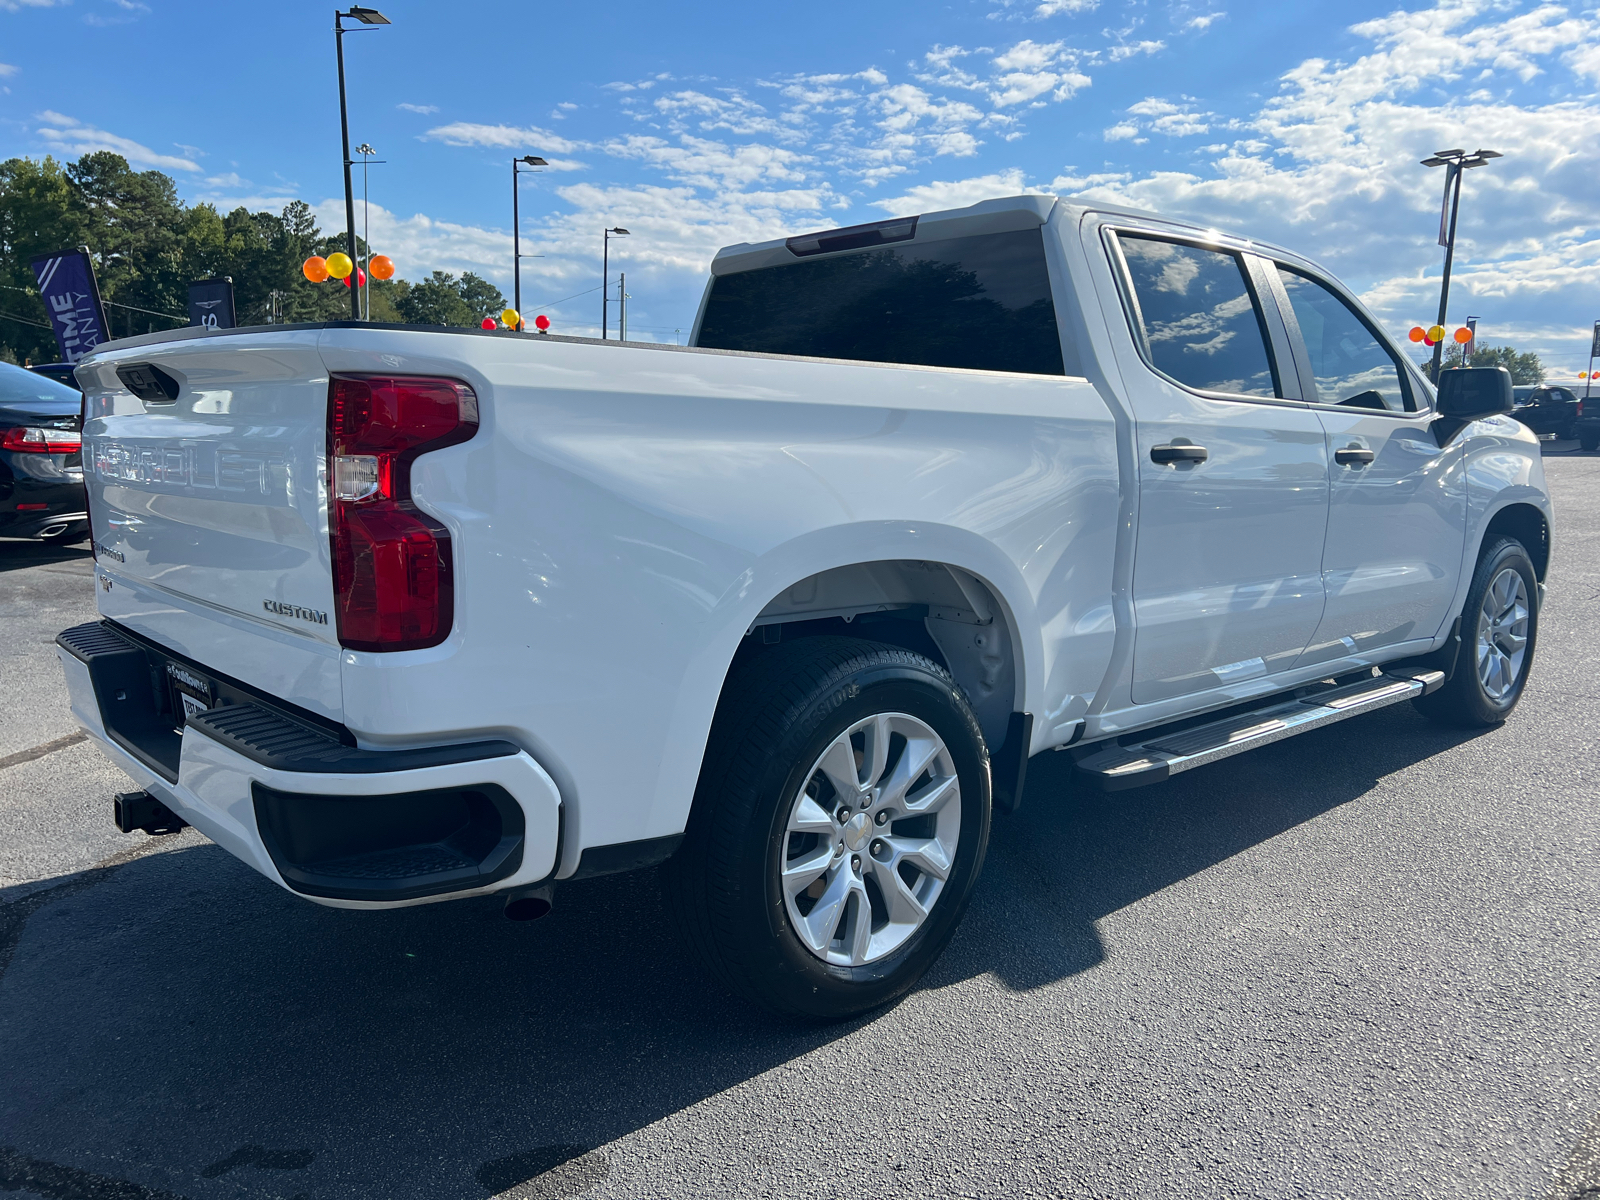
[[667, 636, 992, 1020], [1413, 537, 1538, 728]]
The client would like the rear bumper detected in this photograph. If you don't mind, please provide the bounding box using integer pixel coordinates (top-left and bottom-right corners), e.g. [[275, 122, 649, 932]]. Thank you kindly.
[[0, 509, 88, 539], [57, 620, 562, 909]]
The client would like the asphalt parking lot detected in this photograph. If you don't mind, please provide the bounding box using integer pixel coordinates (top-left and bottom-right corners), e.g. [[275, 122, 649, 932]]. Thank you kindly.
[[1, 443, 1597, 1200]]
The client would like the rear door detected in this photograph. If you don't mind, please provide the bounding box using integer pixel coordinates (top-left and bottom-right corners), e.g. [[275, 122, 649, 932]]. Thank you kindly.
[[1106, 229, 1331, 704], [1267, 263, 1465, 663]]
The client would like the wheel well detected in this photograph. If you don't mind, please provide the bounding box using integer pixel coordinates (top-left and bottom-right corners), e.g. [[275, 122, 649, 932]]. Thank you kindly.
[[730, 561, 1019, 750], [1483, 503, 1549, 580]]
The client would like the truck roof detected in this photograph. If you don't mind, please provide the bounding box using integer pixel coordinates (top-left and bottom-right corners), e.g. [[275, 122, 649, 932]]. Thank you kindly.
[[709, 192, 1308, 277]]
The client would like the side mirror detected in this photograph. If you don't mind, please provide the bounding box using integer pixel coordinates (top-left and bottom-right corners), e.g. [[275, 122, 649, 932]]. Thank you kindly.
[[1436, 366, 1513, 420]]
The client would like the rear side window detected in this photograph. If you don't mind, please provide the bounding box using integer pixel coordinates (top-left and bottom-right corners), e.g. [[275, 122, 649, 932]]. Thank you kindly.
[[1116, 235, 1278, 398], [696, 228, 1072, 376], [1276, 267, 1411, 412]]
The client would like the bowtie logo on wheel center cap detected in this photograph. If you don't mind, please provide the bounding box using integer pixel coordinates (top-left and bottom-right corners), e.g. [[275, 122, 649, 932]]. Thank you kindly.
[[843, 812, 872, 852]]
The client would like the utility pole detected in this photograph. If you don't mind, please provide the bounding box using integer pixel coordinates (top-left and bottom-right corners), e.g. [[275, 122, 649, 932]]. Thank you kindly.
[[619, 272, 627, 341]]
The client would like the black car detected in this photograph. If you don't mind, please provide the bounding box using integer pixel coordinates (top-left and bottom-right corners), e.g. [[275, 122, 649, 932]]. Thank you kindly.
[[1510, 383, 1580, 439], [1577, 398, 1599, 452], [0, 360, 88, 542], [28, 362, 82, 392]]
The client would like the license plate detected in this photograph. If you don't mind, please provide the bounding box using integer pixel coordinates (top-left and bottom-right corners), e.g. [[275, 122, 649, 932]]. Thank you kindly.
[[165, 661, 214, 725]]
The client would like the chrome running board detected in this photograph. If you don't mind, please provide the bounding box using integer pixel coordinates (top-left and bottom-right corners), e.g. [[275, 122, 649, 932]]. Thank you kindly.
[[1074, 669, 1446, 792]]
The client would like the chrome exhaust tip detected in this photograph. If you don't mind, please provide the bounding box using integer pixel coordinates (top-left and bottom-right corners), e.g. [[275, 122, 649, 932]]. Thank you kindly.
[[503, 884, 554, 921]]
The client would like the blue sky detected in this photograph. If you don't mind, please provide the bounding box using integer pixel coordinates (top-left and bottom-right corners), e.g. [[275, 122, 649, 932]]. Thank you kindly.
[[2, 0, 1597, 374]]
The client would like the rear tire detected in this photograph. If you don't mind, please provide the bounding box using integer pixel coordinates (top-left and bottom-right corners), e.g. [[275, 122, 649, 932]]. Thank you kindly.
[[666, 636, 991, 1020], [1413, 537, 1538, 729], [1581, 431, 1600, 452]]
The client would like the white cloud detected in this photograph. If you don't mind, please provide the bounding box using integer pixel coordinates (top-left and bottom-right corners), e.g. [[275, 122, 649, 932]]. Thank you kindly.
[[0, 63, 16, 77], [1056, 2, 1600, 368], [34, 111, 200, 172], [204, 172, 247, 188], [0, 0, 66, 9], [988, 39, 1091, 105], [1186, 13, 1225, 31], [397, 103, 439, 114], [1109, 40, 1165, 61], [869, 169, 1047, 216], [422, 122, 580, 154], [1036, 0, 1097, 12], [1104, 121, 1140, 141]]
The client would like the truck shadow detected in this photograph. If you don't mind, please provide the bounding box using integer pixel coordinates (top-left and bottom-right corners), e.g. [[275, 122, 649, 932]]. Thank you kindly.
[[0, 538, 91, 574], [0, 703, 1482, 1200]]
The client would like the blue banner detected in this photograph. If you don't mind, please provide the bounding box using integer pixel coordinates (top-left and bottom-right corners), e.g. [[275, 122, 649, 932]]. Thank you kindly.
[[30, 249, 107, 364]]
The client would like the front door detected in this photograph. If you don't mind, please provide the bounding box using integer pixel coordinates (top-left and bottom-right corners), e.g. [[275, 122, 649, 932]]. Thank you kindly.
[[1270, 265, 1465, 663], [1110, 232, 1330, 704]]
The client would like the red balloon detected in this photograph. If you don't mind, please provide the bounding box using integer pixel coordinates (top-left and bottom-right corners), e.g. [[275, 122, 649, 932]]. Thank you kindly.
[[481, 317, 496, 330], [341, 268, 367, 289], [534, 314, 550, 331]]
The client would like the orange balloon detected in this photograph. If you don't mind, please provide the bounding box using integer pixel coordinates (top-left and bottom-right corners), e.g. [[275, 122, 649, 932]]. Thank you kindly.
[[369, 255, 395, 281], [1408, 326, 1425, 343], [1453, 326, 1473, 344], [302, 256, 329, 283]]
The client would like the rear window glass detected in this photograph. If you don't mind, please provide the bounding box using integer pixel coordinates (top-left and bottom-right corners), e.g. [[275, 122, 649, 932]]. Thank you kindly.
[[0, 361, 80, 411], [696, 228, 1073, 376]]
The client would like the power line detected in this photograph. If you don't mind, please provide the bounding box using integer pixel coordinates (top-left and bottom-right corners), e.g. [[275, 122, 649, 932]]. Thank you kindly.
[[0, 309, 52, 330], [0, 280, 185, 324]]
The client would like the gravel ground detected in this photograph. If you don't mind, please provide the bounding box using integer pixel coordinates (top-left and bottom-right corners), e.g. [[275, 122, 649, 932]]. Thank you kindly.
[[0, 445, 1596, 1200]]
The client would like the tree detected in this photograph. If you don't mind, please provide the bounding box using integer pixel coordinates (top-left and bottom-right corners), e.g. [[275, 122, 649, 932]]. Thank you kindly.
[[1445, 340, 1545, 383], [394, 271, 506, 327], [0, 151, 504, 361]]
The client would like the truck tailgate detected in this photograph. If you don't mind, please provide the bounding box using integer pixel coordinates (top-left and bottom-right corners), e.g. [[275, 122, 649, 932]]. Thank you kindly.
[[75, 333, 343, 718]]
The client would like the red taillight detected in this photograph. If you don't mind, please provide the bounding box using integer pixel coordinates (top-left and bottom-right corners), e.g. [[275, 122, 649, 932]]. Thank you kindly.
[[2, 426, 81, 453], [328, 375, 479, 652]]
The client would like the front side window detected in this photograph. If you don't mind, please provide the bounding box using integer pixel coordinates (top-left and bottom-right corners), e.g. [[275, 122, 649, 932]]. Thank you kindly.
[[695, 228, 1071, 376], [1116, 235, 1278, 398], [1276, 267, 1411, 412]]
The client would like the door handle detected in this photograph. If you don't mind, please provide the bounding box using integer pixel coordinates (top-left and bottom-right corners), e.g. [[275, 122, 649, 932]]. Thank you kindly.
[[1150, 443, 1208, 464], [1335, 446, 1375, 466]]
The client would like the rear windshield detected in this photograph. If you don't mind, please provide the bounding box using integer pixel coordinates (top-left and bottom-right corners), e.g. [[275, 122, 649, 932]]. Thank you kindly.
[[0, 361, 81, 415], [696, 228, 1074, 376]]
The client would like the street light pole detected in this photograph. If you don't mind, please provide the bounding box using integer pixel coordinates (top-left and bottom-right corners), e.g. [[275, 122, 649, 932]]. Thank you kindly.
[[334, 7, 389, 321], [1420, 147, 1501, 381], [512, 155, 548, 319], [602, 226, 629, 340]]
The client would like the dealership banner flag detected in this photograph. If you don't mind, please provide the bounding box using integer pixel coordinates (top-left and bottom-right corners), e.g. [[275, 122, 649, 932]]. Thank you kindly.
[[30, 249, 107, 364], [187, 278, 236, 330]]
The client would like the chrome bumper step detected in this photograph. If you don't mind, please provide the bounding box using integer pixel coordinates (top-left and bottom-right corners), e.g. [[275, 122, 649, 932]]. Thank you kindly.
[[1075, 670, 1446, 791]]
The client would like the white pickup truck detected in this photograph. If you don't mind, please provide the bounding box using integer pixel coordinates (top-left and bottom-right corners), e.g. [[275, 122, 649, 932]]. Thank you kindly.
[[59, 195, 1549, 1018]]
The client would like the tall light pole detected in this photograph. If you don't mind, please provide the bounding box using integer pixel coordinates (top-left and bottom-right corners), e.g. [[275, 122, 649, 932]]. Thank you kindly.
[[1420, 147, 1501, 381], [512, 155, 548, 320], [334, 6, 389, 321], [602, 226, 629, 340], [355, 143, 384, 320]]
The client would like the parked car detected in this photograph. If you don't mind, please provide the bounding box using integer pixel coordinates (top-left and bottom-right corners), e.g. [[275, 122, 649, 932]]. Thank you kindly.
[[56, 195, 1549, 1018], [1575, 389, 1599, 451], [1, 360, 87, 542], [28, 362, 83, 392], [1510, 383, 1580, 439]]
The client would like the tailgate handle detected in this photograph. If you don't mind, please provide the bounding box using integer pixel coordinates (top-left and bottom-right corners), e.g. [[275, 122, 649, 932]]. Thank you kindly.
[[115, 363, 181, 404], [1335, 446, 1375, 465], [1150, 442, 1208, 464]]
